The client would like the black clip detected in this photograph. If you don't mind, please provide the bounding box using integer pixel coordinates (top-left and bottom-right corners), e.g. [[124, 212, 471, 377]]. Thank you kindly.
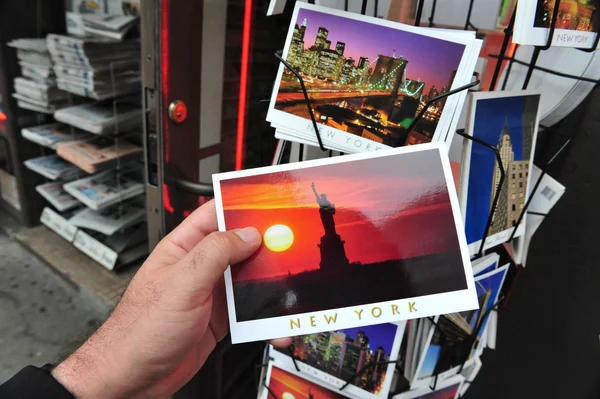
[[287, 344, 301, 372], [274, 51, 327, 152], [401, 80, 479, 145]]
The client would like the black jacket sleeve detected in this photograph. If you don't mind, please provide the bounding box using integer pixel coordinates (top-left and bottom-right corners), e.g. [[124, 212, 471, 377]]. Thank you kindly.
[[0, 366, 75, 399]]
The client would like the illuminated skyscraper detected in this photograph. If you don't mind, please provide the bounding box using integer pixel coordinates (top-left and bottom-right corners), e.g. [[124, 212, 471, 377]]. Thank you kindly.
[[314, 27, 329, 48], [317, 49, 342, 80], [427, 85, 439, 100], [299, 18, 307, 39], [341, 57, 355, 83], [335, 41, 346, 56]]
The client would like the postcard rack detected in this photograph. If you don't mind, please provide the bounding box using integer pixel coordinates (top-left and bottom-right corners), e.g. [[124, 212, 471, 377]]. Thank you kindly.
[[17, 53, 149, 271]]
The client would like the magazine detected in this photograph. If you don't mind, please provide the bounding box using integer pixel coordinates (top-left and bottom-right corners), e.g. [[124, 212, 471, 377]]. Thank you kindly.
[[24, 154, 82, 180], [54, 101, 142, 135], [56, 136, 142, 174], [63, 169, 144, 210], [36, 182, 81, 212]]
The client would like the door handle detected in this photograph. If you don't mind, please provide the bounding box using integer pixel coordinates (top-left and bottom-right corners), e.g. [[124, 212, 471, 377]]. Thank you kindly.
[[175, 179, 214, 196]]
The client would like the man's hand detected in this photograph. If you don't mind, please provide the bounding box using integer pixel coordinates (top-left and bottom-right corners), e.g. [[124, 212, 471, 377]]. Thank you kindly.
[[52, 200, 290, 398]]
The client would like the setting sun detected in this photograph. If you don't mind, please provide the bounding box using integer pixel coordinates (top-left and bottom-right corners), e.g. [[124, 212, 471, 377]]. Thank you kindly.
[[264, 224, 294, 252]]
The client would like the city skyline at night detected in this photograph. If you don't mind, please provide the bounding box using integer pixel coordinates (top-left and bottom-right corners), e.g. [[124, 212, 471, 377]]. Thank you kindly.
[[292, 8, 465, 93]]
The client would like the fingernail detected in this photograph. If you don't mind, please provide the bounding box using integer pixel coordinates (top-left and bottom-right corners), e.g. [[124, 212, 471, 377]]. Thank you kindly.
[[234, 227, 261, 243]]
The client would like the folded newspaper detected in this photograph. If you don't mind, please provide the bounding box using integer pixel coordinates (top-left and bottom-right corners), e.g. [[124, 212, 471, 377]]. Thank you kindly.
[[54, 101, 142, 135], [21, 123, 92, 149], [82, 14, 139, 41], [56, 136, 142, 174], [36, 182, 81, 212], [24, 154, 82, 181], [63, 169, 144, 210], [69, 200, 145, 236]]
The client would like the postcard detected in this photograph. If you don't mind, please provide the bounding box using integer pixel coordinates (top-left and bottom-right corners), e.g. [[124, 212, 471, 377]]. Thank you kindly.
[[410, 264, 509, 389], [471, 252, 500, 277], [459, 91, 541, 256], [270, 322, 406, 399], [262, 362, 353, 399], [267, 3, 481, 152], [213, 142, 478, 343], [514, 0, 599, 49], [458, 357, 481, 398], [393, 374, 464, 399]]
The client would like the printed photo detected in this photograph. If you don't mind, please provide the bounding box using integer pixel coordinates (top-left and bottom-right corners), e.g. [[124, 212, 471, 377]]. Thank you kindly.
[[515, 0, 599, 47], [393, 375, 464, 399], [214, 143, 478, 343], [263, 364, 349, 399], [534, 0, 598, 32], [271, 322, 405, 399], [411, 265, 509, 389], [460, 91, 541, 255], [267, 3, 480, 151]]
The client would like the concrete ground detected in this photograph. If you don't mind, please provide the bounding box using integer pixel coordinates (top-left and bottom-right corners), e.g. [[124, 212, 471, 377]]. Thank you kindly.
[[0, 230, 106, 384]]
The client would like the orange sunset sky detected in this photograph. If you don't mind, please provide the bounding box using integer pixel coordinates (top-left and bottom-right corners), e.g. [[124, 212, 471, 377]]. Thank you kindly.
[[220, 149, 460, 282], [268, 366, 346, 399]]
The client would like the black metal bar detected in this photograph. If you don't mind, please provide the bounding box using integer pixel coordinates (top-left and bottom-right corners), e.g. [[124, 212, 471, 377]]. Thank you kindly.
[[490, 54, 600, 84], [577, 26, 600, 52], [527, 211, 548, 217], [274, 51, 327, 151], [339, 359, 399, 391], [508, 138, 571, 242], [501, 45, 518, 90], [428, 0, 437, 27], [464, 0, 475, 30], [344, 0, 349, 12], [456, 129, 506, 257], [540, 0, 562, 50], [361, 0, 367, 15], [415, 0, 424, 26], [489, 9, 516, 91], [287, 345, 301, 372], [264, 381, 278, 399], [374, 0, 379, 17], [403, 80, 479, 137], [522, 47, 542, 90]]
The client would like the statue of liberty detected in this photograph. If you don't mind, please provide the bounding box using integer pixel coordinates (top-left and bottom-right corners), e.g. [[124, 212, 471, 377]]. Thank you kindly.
[[312, 182, 337, 236], [311, 182, 349, 271]]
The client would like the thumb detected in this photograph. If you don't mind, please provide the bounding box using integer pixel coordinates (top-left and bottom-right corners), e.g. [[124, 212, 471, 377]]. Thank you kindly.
[[168, 227, 262, 303]]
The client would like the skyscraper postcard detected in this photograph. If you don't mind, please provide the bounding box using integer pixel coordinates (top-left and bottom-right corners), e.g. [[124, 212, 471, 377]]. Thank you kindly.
[[213, 142, 478, 344], [459, 91, 541, 256], [392, 374, 464, 399], [514, 0, 599, 48], [261, 362, 352, 399], [266, 3, 482, 153], [410, 264, 509, 390], [270, 322, 406, 399]]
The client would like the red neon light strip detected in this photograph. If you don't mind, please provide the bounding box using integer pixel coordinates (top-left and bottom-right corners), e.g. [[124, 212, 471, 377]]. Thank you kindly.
[[235, 0, 253, 171], [0, 112, 6, 121], [161, 0, 171, 163]]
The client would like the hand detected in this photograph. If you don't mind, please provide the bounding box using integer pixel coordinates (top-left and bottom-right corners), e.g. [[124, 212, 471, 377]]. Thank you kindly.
[[52, 200, 291, 398]]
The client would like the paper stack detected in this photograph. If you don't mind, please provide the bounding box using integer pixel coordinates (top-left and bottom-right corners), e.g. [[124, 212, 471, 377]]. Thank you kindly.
[[36, 182, 81, 212], [82, 14, 139, 41], [46, 34, 141, 100], [56, 136, 142, 174], [69, 200, 146, 236], [54, 101, 142, 135], [24, 154, 83, 181], [63, 168, 144, 210], [7, 39, 70, 114], [21, 123, 92, 149]]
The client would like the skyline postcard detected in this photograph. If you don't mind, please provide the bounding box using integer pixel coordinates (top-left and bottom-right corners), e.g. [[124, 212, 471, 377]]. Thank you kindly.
[[460, 91, 541, 256], [213, 143, 478, 343], [262, 364, 350, 399], [271, 322, 406, 399], [267, 3, 481, 153]]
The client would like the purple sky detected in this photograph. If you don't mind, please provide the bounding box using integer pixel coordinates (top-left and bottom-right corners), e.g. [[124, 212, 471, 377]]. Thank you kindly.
[[295, 8, 466, 92]]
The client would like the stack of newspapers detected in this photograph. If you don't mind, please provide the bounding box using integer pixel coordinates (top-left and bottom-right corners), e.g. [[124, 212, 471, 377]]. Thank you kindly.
[[24, 154, 83, 181], [7, 39, 70, 113], [47, 34, 141, 100], [21, 123, 92, 149]]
